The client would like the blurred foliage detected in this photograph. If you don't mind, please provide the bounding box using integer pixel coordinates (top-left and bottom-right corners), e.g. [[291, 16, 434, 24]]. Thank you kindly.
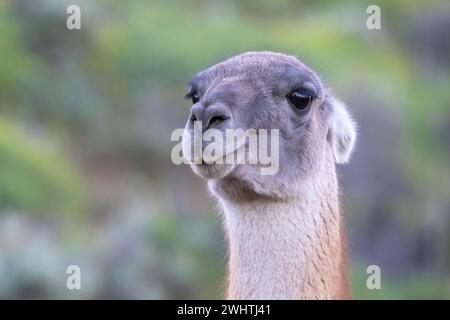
[[351, 265, 450, 299], [0, 118, 84, 215], [0, 0, 449, 299]]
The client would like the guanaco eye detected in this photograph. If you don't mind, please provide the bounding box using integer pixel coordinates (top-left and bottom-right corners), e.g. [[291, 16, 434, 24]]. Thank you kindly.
[[191, 92, 200, 104], [288, 89, 313, 111]]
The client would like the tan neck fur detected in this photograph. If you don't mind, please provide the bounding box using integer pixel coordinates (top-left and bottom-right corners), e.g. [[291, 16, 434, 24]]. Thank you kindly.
[[218, 167, 350, 300]]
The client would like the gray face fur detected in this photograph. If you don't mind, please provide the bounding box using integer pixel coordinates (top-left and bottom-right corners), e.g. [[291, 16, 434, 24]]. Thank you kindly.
[[182, 51, 356, 202]]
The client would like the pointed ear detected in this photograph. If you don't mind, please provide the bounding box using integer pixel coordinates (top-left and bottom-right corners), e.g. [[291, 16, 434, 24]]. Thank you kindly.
[[326, 97, 357, 164]]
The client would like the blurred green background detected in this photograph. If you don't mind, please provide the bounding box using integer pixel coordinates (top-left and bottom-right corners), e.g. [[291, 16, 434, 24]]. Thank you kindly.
[[0, 0, 449, 299]]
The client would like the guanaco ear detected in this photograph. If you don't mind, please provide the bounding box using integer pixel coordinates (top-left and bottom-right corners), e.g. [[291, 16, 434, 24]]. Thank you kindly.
[[326, 97, 357, 164]]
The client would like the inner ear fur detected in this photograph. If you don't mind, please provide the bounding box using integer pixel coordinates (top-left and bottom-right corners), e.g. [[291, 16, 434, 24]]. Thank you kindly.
[[325, 97, 357, 164]]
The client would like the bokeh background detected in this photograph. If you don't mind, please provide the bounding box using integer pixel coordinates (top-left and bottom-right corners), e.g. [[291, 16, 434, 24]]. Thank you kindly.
[[1, 0, 449, 299]]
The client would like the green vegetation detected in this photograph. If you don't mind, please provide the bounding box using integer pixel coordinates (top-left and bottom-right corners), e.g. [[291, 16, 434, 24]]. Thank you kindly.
[[0, 0, 449, 299]]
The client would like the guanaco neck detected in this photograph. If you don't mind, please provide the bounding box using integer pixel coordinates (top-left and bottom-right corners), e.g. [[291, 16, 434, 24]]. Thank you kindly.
[[217, 170, 350, 300]]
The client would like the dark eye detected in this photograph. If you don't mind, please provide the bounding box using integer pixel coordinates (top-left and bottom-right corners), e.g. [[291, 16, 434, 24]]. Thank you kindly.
[[288, 88, 313, 111], [191, 92, 200, 104]]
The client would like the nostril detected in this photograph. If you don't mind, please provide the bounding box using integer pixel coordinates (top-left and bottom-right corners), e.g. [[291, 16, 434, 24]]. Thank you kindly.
[[190, 103, 232, 129], [190, 104, 203, 124], [209, 116, 228, 127]]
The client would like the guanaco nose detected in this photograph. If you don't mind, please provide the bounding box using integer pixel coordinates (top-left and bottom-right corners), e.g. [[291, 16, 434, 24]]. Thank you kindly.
[[189, 103, 232, 132]]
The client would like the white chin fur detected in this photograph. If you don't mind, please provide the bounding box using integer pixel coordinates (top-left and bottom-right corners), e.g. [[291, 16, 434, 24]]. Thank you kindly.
[[191, 163, 235, 180]]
